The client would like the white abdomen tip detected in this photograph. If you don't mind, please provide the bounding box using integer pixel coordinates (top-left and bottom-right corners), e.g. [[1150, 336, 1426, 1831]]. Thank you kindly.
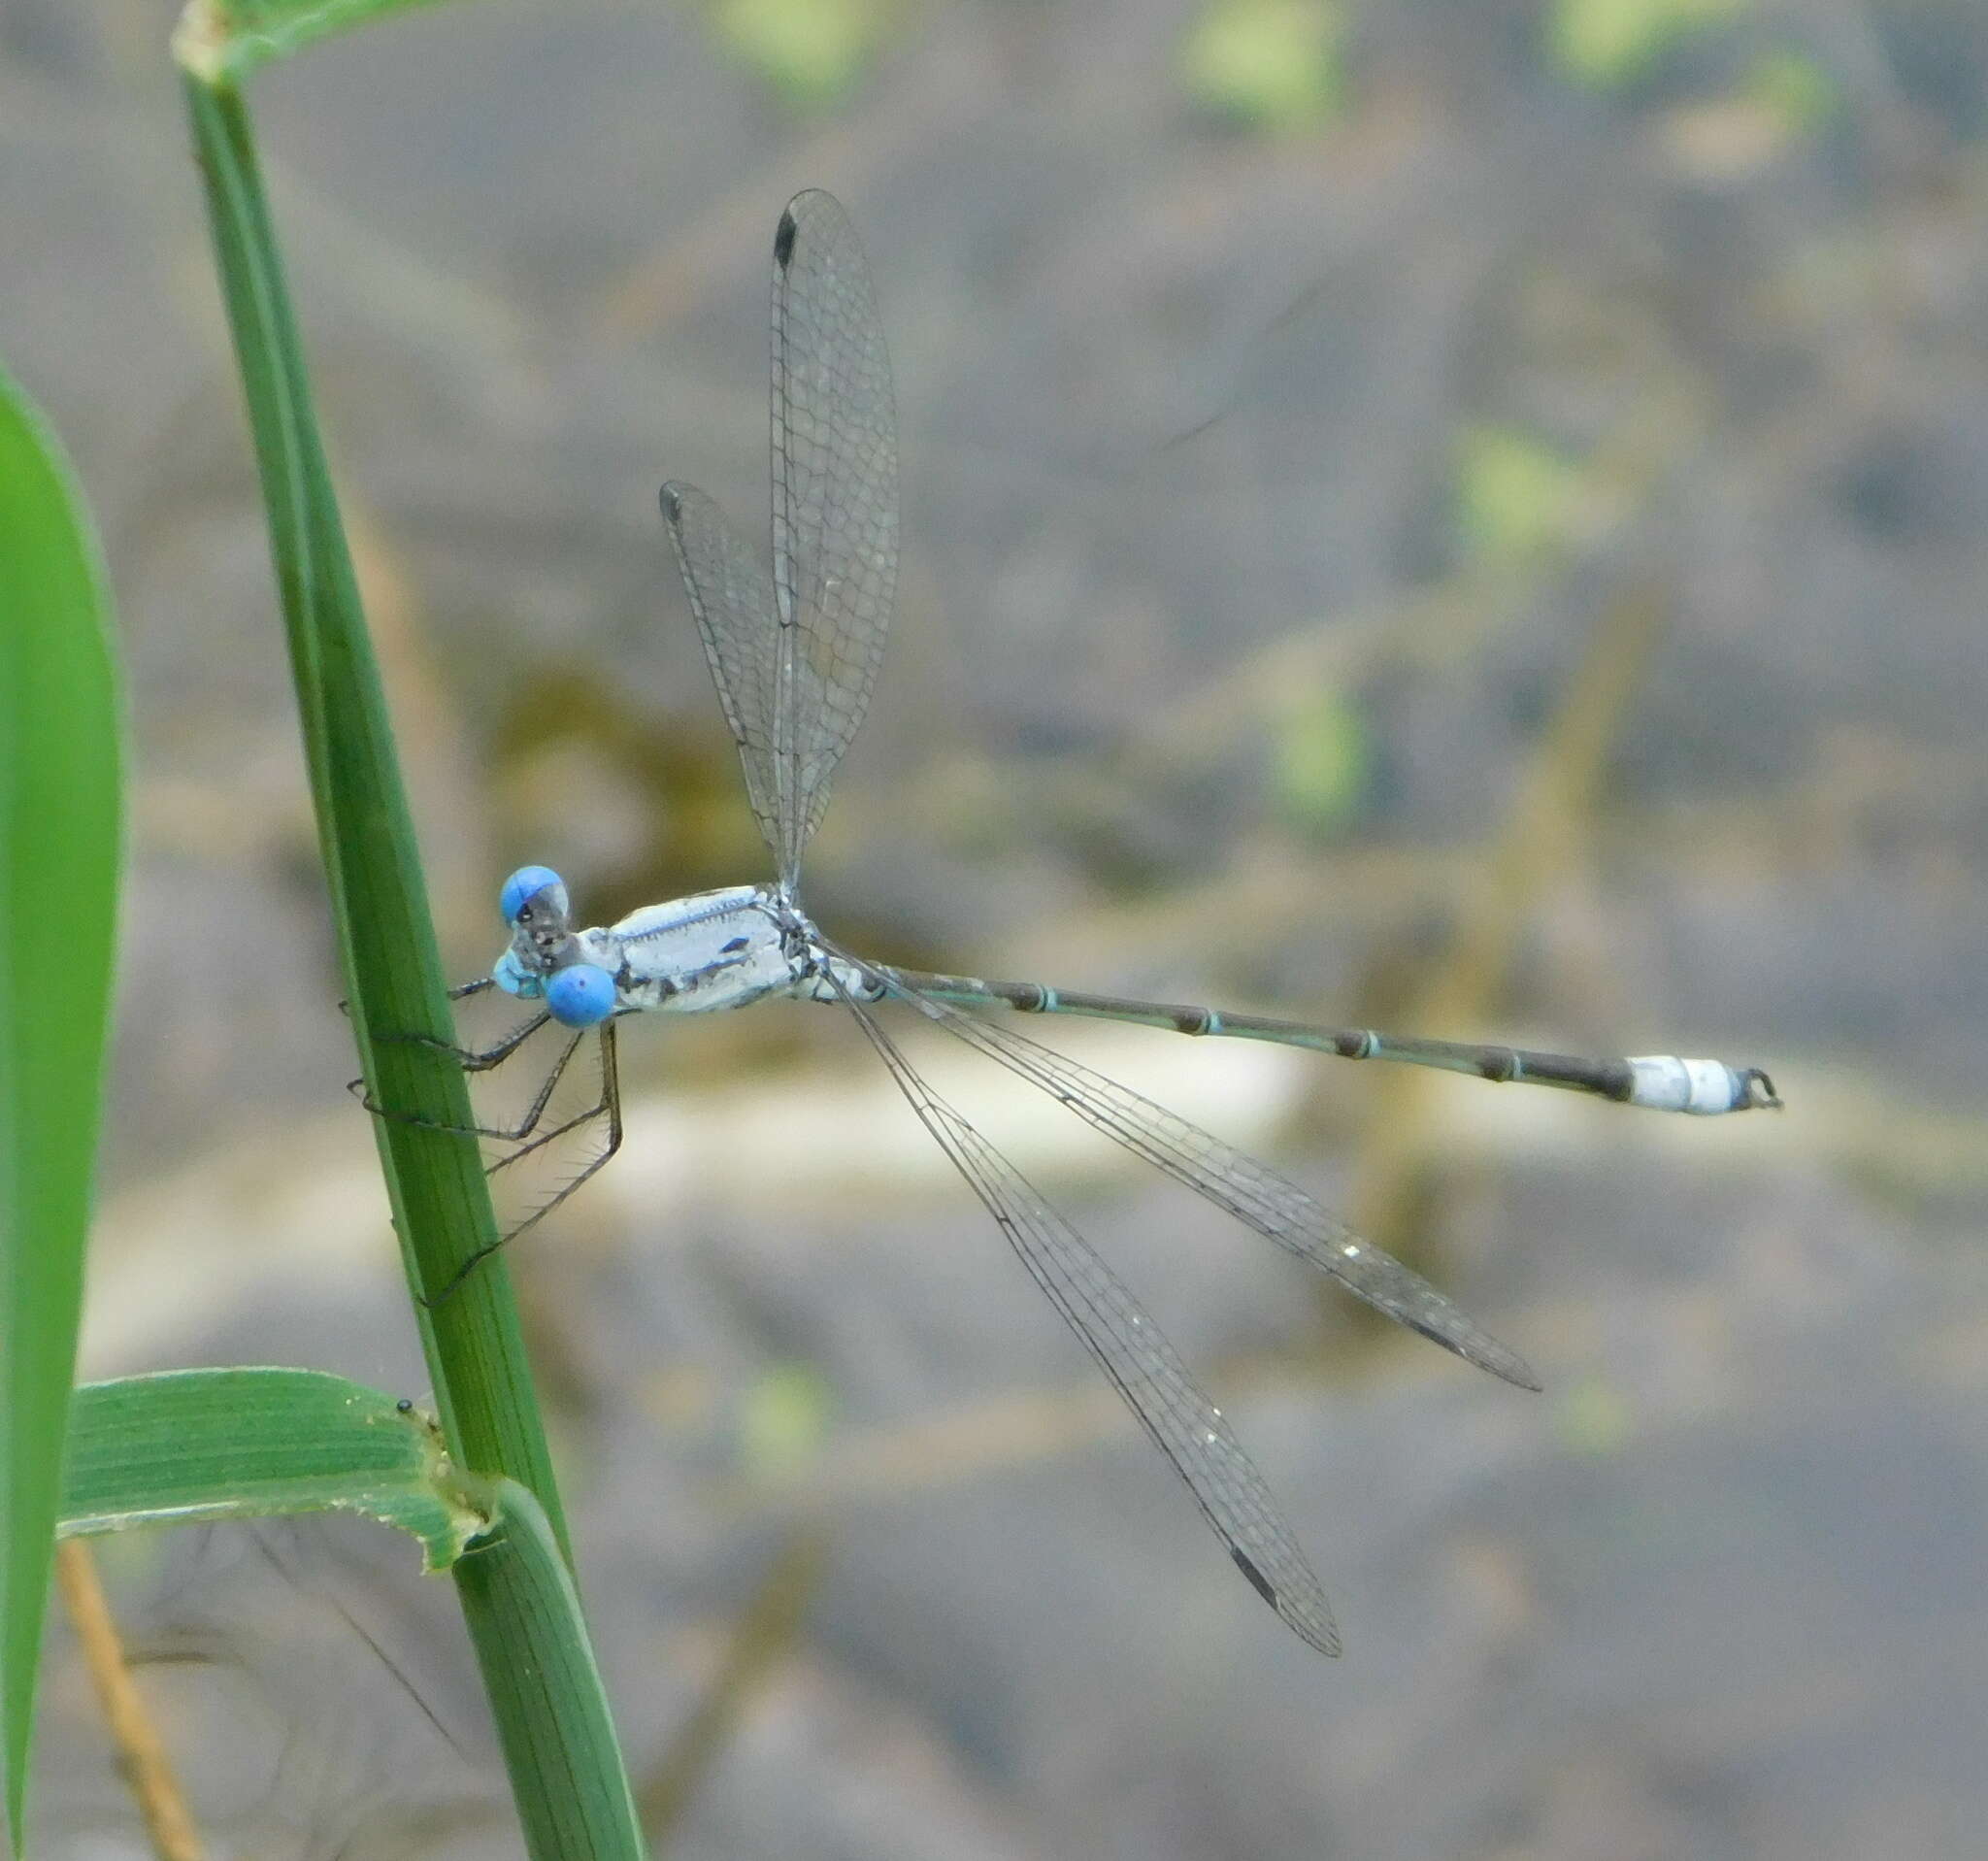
[[1626, 1055, 1749, 1113]]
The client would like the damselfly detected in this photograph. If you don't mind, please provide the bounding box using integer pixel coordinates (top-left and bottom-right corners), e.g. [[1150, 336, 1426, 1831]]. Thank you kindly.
[[380, 191, 1778, 1654]]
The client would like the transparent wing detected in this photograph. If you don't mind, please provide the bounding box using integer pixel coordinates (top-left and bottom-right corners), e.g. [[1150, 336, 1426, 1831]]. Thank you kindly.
[[851, 959, 1540, 1392], [767, 188, 900, 885], [829, 976, 1340, 1656], [664, 192, 900, 885], [662, 482, 785, 852]]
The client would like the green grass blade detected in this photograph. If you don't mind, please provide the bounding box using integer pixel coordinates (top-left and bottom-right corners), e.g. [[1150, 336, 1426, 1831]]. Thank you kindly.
[[461, 1481, 646, 1860], [0, 365, 122, 1857], [177, 53, 643, 1861], [60, 1370, 487, 1572]]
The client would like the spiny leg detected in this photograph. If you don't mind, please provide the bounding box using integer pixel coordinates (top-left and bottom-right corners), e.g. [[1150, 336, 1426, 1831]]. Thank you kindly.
[[348, 990, 623, 1300], [353, 979, 558, 1076], [347, 972, 599, 1145], [340, 977, 529, 1061], [348, 1015, 585, 1147], [421, 1021, 624, 1309], [483, 1042, 621, 1180]]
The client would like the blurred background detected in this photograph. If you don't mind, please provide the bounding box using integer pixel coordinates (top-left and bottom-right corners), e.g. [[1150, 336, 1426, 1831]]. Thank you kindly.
[[8, 0, 1987, 1854]]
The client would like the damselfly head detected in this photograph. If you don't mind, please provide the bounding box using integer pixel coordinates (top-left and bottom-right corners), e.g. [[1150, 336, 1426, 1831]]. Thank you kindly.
[[493, 864, 595, 1004], [490, 867, 614, 1023], [502, 865, 576, 969]]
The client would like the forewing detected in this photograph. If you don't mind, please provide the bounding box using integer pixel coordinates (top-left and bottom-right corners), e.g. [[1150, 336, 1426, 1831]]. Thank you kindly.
[[768, 189, 900, 880], [662, 481, 785, 858]]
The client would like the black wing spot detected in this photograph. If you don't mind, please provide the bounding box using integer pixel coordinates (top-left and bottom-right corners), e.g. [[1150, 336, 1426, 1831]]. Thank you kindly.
[[721, 936, 749, 953], [775, 209, 799, 269], [1231, 1546, 1278, 1610]]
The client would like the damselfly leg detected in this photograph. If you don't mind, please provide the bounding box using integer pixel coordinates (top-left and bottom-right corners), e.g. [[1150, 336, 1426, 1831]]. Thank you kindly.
[[352, 980, 623, 1299]]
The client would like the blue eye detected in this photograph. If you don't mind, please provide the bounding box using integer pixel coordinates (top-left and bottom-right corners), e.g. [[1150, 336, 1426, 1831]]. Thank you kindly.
[[501, 865, 566, 924], [546, 963, 615, 1027]]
